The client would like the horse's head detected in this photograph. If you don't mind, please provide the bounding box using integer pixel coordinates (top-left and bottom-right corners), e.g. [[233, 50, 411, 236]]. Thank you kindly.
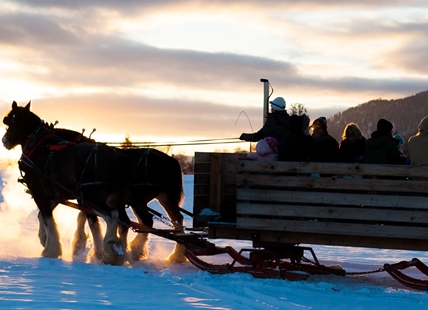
[[2, 101, 41, 150]]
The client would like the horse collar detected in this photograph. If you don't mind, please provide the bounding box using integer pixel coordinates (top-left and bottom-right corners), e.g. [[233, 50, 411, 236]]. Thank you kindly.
[[22, 122, 55, 158]]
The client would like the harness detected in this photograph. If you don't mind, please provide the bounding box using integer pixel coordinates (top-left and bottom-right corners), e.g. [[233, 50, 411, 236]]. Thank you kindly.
[[18, 122, 107, 215], [134, 148, 154, 187]]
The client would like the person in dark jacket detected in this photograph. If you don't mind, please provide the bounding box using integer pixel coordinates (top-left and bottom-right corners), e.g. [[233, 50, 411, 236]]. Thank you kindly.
[[407, 116, 428, 165], [310, 117, 339, 162], [338, 123, 366, 163], [239, 97, 290, 143], [364, 119, 403, 164], [278, 114, 315, 162]]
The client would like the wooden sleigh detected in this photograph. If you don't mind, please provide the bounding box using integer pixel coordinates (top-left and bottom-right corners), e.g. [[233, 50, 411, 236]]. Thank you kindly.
[[191, 152, 428, 290]]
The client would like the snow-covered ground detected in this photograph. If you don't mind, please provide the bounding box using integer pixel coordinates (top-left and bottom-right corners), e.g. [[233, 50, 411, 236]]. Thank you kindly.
[[1, 166, 428, 309]]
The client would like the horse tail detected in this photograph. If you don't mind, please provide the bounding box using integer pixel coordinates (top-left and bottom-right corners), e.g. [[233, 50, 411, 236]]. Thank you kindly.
[[169, 155, 185, 207]]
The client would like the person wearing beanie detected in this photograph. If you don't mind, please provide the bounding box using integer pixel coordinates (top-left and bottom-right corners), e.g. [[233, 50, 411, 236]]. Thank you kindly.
[[310, 117, 339, 162], [393, 134, 404, 150], [239, 97, 290, 143], [364, 119, 403, 164], [247, 136, 278, 161], [407, 116, 428, 165]]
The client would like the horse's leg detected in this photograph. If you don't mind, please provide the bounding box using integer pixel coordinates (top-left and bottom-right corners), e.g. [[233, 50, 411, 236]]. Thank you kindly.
[[37, 211, 47, 247], [129, 203, 153, 262], [117, 207, 130, 263], [101, 209, 125, 266], [157, 193, 187, 263], [71, 211, 88, 257], [34, 198, 62, 258], [86, 213, 104, 261]]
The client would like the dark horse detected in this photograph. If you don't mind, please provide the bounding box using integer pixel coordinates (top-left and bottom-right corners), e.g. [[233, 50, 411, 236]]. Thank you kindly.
[[2, 101, 135, 265], [52, 128, 187, 263]]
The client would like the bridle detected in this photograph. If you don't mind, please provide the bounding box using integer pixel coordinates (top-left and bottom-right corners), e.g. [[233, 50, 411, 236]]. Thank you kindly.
[[2, 113, 21, 147]]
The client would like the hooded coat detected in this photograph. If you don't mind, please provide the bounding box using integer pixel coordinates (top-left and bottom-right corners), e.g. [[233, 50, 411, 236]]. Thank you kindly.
[[247, 138, 278, 161], [407, 116, 428, 165], [278, 115, 315, 162], [240, 111, 290, 142], [364, 131, 403, 164]]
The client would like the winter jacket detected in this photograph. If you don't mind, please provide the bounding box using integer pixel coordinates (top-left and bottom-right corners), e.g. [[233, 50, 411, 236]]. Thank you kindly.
[[240, 111, 290, 142], [312, 133, 339, 162], [364, 131, 403, 164], [338, 137, 366, 163], [407, 116, 428, 165], [247, 139, 278, 161], [278, 116, 315, 162]]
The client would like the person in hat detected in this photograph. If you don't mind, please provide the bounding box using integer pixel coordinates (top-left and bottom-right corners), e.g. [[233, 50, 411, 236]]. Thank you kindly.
[[310, 117, 339, 162], [239, 97, 290, 143], [407, 116, 428, 165], [364, 119, 404, 164], [247, 136, 278, 161]]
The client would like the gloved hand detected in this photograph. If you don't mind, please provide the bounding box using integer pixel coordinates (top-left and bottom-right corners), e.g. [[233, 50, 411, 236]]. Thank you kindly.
[[239, 133, 249, 141]]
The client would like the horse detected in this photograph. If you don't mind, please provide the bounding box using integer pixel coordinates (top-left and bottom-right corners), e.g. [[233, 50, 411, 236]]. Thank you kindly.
[[2, 101, 135, 265], [52, 127, 187, 263]]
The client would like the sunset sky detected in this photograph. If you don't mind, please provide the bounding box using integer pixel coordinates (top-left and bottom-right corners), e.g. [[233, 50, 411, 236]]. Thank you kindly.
[[1, 0, 428, 159]]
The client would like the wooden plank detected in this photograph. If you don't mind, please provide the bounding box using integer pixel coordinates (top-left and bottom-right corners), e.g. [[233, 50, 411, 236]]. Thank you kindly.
[[194, 184, 235, 196], [195, 152, 246, 163], [237, 203, 428, 224], [237, 189, 428, 209], [238, 174, 428, 194], [194, 162, 211, 174], [208, 225, 428, 251], [209, 153, 224, 213], [236, 217, 428, 239], [193, 163, 211, 174], [238, 160, 428, 178], [194, 174, 238, 186], [193, 184, 211, 196]]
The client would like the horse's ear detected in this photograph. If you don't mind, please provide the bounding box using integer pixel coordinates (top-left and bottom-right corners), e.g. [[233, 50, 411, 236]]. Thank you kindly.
[[25, 100, 31, 111], [12, 101, 17, 109]]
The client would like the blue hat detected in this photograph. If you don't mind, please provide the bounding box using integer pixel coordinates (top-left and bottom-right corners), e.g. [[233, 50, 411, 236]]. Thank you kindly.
[[269, 97, 286, 111]]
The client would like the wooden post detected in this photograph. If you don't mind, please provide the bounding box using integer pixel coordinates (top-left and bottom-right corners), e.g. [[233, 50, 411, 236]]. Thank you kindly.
[[209, 153, 224, 213], [261, 78, 269, 124]]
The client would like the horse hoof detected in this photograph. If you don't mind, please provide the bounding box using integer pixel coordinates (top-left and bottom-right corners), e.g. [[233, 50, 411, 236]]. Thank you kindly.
[[112, 243, 124, 256], [102, 253, 125, 266]]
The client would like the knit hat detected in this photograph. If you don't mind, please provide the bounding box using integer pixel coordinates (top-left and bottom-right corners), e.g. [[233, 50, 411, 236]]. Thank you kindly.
[[393, 134, 404, 149], [264, 137, 278, 153], [377, 119, 393, 134], [310, 117, 327, 130], [269, 97, 286, 111]]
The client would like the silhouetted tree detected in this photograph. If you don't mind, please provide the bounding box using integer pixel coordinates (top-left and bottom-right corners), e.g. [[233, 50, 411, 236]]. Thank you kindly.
[[290, 103, 307, 116]]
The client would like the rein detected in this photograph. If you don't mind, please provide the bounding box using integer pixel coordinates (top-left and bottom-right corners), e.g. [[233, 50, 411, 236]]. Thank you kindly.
[[19, 151, 112, 218]]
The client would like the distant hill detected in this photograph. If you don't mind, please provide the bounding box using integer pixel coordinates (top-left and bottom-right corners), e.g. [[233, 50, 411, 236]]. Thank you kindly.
[[326, 90, 428, 153]]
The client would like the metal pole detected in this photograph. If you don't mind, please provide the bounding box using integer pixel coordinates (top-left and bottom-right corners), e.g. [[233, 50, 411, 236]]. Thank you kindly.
[[260, 78, 269, 124]]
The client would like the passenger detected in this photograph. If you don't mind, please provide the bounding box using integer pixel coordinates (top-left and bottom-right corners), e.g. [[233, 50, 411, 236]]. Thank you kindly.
[[239, 97, 290, 143], [364, 119, 404, 164], [407, 116, 428, 165], [338, 123, 366, 163], [278, 114, 315, 162], [310, 117, 339, 162], [247, 137, 278, 161]]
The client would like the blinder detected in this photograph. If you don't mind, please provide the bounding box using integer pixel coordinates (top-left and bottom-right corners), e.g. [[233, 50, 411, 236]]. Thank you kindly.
[[3, 113, 15, 126]]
